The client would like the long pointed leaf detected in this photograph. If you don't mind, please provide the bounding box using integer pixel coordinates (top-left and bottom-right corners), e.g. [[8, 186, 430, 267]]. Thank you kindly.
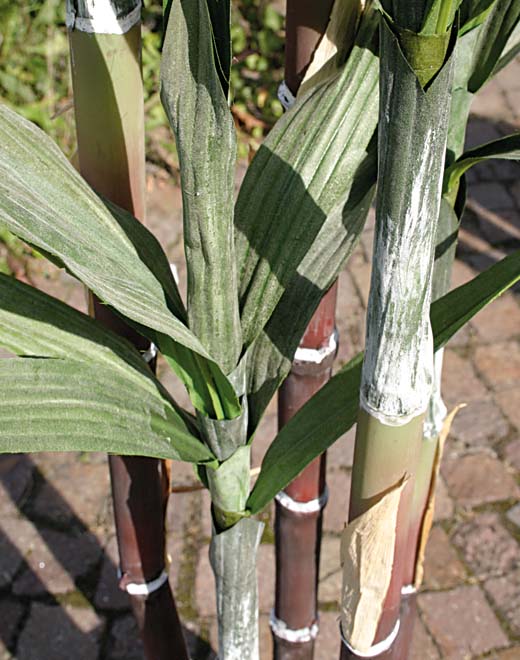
[[0, 105, 239, 415], [0, 273, 201, 435], [235, 7, 379, 348], [443, 133, 520, 194], [161, 0, 242, 373], [467, 0, 520, 92], [0, 358, 215, 463], [247, 250, 520, 513]]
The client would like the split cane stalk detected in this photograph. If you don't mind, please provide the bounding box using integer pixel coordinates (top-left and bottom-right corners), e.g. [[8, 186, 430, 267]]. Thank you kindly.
[[339, 2, 456, 658], [272, 2, 342, 657], [67, 3, 188, 657], [400, 3, 520, 651]]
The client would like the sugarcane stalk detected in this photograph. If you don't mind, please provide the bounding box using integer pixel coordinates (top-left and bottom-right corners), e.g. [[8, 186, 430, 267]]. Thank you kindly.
[[274, 284, 337, 660], [399, 11, 493, 639], [67, 3, 188, 658], [339, 3, 456, 658], [272, 2, 339, 656]]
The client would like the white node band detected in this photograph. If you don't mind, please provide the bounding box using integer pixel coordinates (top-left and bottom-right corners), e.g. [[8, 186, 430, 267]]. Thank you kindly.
[[142, 342, 158, 364], [294, 329, 338, 365], [278, 81, 296, 111], [401, 584, 417, 596], [270, 610, 319, 643], [275, 486, 329, 514], [67, 1, 142, 34], [340, 619, 400, 657], [121, 569, 169, 596]]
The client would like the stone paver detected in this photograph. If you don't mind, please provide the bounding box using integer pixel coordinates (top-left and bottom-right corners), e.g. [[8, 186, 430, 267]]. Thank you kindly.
[[410, 618, 441, 660], [1, 52, 519, 660], [506, 503, 520, 529], [442, 453, 519, 507], [418, 586, 508, 659], [17, 603, 102, 660], [452, 513, 519, 579], [474, 341, 520, 391], [484, 570, 520, 638], [106, 615, 144, 660], [496, 387, 520, 431], [504, 438, 520, 471], [441, 350, 488, 407], [422, 526, 467, 591], [471, 292, 520, 343], [449, 399, 510, 449]]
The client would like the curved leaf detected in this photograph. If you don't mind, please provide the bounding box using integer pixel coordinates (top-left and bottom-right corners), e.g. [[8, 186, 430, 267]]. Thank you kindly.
[[161, 0, 241, 373], [443, 133, 520, 194], [247, 250, 520, 513], [235, 8, 379, 348], [0, 105, 239, 417], [431, 250, 520, 348], [495, 19, 520, 71], [467, 0, 520, 92], [0, 358, 215, 464]]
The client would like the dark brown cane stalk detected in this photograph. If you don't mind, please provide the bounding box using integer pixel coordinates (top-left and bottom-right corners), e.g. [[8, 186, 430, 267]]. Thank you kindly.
[[67, 4, 188, 658], [272, 2, 346, 656], [274, 284, 337, 660]]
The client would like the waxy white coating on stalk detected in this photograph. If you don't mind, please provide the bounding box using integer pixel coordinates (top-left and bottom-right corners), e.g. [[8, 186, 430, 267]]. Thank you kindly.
[[423, 348, 448, 439], [360, 13, 455, 428], [294, 330, 338, 365], [275, 485, 329, 513], [210, 519, 263, 660], [340, 618, 400, 657], [122, 569, 168, 596], [66, 0, 142, 34], [270, 611, 319, 642], [360, 133, 439, 426]]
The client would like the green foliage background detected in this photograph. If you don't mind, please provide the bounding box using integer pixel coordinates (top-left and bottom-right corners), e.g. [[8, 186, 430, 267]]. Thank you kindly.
[[0, 0, 285, 272], [0, 0, 285, 156]]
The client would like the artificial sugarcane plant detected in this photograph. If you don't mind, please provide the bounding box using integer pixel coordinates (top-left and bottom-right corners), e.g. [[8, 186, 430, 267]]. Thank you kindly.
[[0, 0, 380, 655], [272, 2, 364, 658], [66, 1, 189, 657], [0, 1, 520, 659], [338, 2, 458, 657], [401, 2, 520, 650]]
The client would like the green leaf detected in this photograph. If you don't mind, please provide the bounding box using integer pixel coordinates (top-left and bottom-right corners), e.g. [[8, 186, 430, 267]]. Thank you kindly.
[[0, 358, 215, 464], [495, 19, 520, 71], [459, 0, 496, 35], [0, 273, 202, 435], [0, 273, 156, 381], [0, 105, 239, 417], [422, 0, 463, 33], [247, 250, 520, 514], [468, 0, 520, 91], [161, 0, 242, 374], [431, 250, 520, 349], [246, 354, 363, 514], [246, 152, 376, 432], [235, 8, 379, 348], [443, 133, 520, 194], [205, 0, 232, 96]]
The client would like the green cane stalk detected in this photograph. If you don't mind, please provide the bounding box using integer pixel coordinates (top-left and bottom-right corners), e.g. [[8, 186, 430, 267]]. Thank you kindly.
[[406, 0, 520, 588], [340, 3, 457, 653]]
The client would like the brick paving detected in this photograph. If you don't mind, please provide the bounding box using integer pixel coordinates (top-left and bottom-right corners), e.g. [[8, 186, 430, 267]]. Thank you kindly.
[[0, 56, 519, 660]]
